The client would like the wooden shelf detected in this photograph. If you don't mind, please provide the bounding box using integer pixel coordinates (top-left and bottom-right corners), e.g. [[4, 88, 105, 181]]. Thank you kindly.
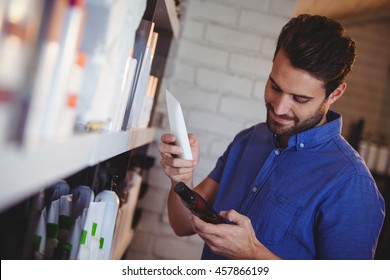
[[0, 0, 180, 261], [0, 128, 154, 212], [154, 0, 180, 38], [111, 229, 135, 260], [110, 172, 142, 259]]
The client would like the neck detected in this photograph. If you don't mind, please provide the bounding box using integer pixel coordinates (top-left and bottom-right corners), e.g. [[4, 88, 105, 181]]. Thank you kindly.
[[276, 113, 329, 148], [276, 135, 289, 148]]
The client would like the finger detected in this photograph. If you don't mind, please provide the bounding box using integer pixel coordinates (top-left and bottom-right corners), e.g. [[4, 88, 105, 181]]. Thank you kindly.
[[163, 166, 195, 176], [161, 134, 176, 144], [220, 210, 251, 227], [191, 216, 227, 254], [191, 215, 215, 234], [170, 174, 193, 184], [158, 142, 183, 156], [188, 134, 198, 145], [160, 152, 172, 158], [191, 214, 227, 236], [160, 157, 196, 168]]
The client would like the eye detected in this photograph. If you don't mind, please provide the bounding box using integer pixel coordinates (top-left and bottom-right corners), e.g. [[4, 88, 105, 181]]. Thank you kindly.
[[271, 84, 282, 93], [293, 96, 310, 104]]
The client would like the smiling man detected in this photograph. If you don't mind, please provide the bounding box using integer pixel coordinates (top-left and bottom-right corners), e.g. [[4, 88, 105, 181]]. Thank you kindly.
[[158, 14, 385, 259]]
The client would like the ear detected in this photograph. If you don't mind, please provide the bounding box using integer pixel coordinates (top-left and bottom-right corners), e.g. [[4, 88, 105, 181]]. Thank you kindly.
[[328, 83, 347, 105]]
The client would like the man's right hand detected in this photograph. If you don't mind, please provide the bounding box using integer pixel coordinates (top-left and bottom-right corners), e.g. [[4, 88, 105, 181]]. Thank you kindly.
[[158, 133, 199, 187]]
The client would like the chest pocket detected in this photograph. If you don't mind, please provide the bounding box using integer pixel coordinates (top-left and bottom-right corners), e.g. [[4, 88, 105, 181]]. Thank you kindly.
[[247, 192, 303, 245]]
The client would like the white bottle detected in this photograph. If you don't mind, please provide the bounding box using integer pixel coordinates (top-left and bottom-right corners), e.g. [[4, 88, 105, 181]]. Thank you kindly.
[[88, 222, 100, 260], [34, 208, 47, 260], [95, 190, 119, 259], [77, 201, 105, 260], [97, 237, 105, 260], [44, 199, 59, 259], [77, 229, 90, 260], [57, 52, 86, 137], [42, 0, 85, 139]]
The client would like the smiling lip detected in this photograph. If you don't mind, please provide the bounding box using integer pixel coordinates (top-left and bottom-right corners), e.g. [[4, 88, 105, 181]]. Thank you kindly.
[[271, 111, 293, 124]]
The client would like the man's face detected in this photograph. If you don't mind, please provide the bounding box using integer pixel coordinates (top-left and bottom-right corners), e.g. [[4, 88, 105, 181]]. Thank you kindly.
[[264, 50, 331, 136]]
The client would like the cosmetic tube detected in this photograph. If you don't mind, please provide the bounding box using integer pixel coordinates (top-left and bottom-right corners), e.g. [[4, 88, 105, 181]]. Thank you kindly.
[[45, 199, 59, 259], [34, 208, 47, 260], [94, 190, 119, 259]]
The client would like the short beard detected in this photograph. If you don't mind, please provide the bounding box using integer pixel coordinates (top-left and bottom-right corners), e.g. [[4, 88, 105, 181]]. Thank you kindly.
[[265, 102, 327, 136]]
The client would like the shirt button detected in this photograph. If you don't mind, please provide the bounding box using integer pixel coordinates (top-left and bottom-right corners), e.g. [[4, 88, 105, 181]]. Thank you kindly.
[[275, 150, 280, 155], [299, 143, 305, 148], [252, 187, 258, 192]]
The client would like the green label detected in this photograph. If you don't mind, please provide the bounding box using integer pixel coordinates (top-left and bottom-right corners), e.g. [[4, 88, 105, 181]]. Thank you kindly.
[[33, 235, 42, 252], [91, 222, 97, 236], [99, 237, 104, 249], [80, 230, 87, 245]]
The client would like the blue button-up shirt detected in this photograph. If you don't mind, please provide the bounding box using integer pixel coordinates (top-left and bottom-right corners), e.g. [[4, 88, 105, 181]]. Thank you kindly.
[[203, 111, 385, 259]]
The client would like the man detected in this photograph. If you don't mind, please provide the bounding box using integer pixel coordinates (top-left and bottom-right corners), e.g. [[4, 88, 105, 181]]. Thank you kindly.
[[158, 14, 385, 259]]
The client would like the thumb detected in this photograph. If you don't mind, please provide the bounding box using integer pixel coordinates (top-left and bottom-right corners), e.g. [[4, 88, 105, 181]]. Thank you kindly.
[[220, 210, 249, 225]]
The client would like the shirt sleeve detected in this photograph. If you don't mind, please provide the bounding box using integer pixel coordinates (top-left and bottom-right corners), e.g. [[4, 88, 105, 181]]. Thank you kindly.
[[208, 144, 229, 183], [315, 174, 385, 259], [208, 124, 261, 183]]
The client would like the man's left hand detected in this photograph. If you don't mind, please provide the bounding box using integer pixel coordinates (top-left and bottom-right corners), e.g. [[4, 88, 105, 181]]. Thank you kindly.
[[191, 210, 281, 259]]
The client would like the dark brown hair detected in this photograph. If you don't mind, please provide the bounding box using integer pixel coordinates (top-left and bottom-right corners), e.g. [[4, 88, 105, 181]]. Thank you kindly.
[[274, 14, 357, 97]]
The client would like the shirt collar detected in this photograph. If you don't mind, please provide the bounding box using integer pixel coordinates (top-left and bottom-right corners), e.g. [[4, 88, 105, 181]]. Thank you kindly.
[[287, 110, 342, 150]]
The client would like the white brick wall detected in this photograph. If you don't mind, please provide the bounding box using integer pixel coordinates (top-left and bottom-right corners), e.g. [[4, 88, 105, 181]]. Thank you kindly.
[[238, 10, 289, 34], [168, 1, 294, 183], [177, 41, 229, 67], [204, 24, 263, 51], [126, 1, 390, 260], [187, 1, 239, 25], [125, 0, 296, 260], [229, 53, 273, 78], [196, 68, 252, 96]]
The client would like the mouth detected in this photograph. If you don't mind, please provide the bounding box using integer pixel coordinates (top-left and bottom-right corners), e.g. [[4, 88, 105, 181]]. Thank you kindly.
[[269, 110, 294, 125]]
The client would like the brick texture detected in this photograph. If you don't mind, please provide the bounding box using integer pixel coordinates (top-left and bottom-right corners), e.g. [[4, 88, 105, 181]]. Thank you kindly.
[[126, 1, 390, 261], [125, 0, 295, 260]]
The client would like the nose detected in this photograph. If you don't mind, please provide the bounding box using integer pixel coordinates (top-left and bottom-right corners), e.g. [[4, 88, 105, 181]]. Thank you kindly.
[[272, 93, 291, 116]]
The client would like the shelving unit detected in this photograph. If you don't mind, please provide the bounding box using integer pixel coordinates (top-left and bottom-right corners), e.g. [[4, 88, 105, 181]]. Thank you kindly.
[[110, 175, 141, 260], [0, 128, 155, 212], [155, 0, 180, 38], [0, 0, 180, 260]]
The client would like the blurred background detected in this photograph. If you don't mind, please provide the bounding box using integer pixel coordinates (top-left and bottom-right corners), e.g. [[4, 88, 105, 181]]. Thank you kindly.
[[126, 0, 390, 259], [0, 0, 389, 260]]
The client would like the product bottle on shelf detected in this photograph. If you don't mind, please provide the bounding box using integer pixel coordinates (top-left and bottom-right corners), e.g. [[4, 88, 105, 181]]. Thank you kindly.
[[94, 189, 119, 260], [0, 0, 44, 148], [57, 52, 87, 137], [44, 199, 59, 259], [33, 208, 47, 260], [23, 0, 85, 144], [41, 0, 86, 139], [77, 201, 106, 260]]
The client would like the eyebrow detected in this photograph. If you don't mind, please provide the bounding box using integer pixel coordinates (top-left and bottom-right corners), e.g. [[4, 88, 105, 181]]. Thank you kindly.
[[269, 76, 314, 101]]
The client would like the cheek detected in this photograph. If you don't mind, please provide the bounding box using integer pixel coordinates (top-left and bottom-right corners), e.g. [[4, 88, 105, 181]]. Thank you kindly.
[[264, 86, 273, 103], [295, 102, 325, 123]]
